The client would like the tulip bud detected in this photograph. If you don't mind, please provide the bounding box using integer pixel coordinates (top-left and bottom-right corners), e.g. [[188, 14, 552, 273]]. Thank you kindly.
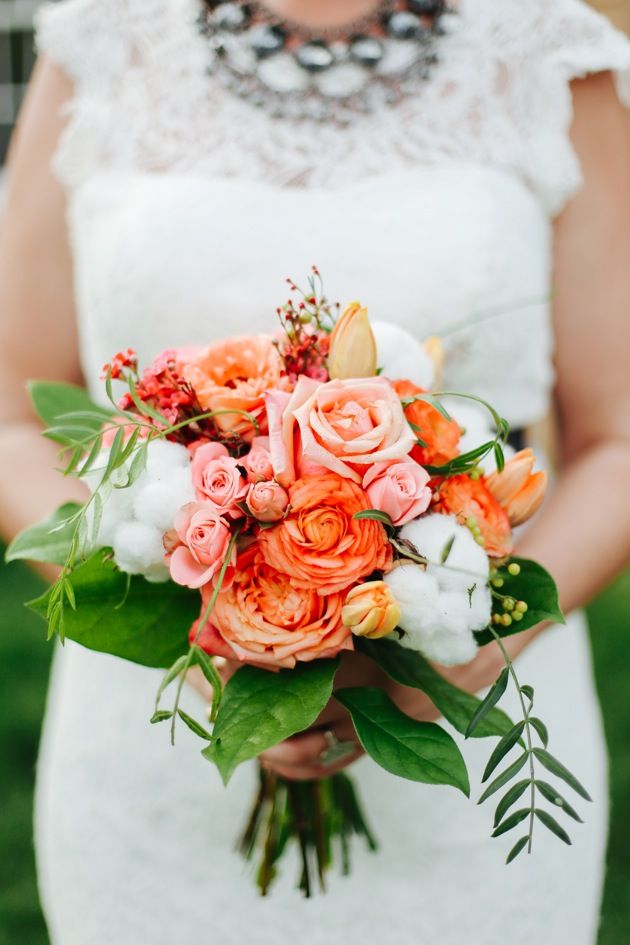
[[341, 580, 401, 640], [423, 336, 444, 388], [486, 449, 547, 526], [328, 302, 377, 380]]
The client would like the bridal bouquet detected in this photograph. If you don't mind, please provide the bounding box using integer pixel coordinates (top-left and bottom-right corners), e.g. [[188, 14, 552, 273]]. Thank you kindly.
[[8, 270, 590, 895]]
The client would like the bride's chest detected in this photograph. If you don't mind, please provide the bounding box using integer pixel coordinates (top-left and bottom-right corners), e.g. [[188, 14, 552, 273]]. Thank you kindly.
[[70, 162, 551, 359]]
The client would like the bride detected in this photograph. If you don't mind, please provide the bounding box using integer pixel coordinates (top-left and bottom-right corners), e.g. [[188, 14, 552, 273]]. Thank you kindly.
[[1, 0, 629, 942]]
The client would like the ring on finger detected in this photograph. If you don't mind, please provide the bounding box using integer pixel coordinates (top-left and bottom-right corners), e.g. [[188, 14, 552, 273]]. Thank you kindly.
[[318, 728, 358, 766]]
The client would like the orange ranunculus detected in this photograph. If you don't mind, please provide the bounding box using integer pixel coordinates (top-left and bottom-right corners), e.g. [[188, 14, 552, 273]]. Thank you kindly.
[[259, 473, 392, 595], [433, 474, 513, 557], [486, 449, 548, 526], [393, 379, 461, 468], [183, 335, 292, 442], [193, 545, 352, 669]]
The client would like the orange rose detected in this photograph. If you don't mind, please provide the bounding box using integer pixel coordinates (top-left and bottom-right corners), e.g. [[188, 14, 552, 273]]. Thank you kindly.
[[433, 474, 512, 557], [183, 335, 291, 442], [394, 379, 461, 468], [259, 473, 392, 595], [193, 545, 352, 669]]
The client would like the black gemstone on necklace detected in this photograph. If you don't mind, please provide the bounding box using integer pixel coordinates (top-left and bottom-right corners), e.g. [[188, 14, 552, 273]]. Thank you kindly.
[[385, 11, 423, 40], [212, 1, 250, 31], [349, 35, 384, 68], [295, 41, 335, 73], [249, 23, 287, 59], [408, 0, 443, 15]]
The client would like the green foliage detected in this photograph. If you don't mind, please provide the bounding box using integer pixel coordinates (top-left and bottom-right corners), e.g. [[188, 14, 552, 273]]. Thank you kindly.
[[335, 687, 470, 795], [477, 557, 564, 643], [28, 380, 113, 445], [358, 637, 513, 739], [5, 503, 82, 566], [28, 551, 194, 668], [203, 660, 340, 785]]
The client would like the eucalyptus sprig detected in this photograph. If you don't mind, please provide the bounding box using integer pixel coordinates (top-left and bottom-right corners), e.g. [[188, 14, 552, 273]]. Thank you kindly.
[[469, 627, 591, 862]]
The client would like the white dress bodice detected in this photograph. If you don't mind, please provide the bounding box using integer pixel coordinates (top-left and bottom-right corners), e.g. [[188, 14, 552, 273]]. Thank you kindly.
[[32, 1, 629, 943]]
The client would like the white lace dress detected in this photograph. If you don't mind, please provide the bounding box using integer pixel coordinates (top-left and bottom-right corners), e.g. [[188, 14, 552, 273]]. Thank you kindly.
[[33, 1, 630, 942]]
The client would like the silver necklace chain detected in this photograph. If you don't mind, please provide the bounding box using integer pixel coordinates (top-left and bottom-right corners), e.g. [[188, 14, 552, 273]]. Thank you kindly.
[[198, 1, 458, 125]]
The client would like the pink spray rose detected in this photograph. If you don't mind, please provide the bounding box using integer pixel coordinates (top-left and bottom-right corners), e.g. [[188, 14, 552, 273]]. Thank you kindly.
[[362, 459, 432, 526], [191, 441, 248, 518], [168, 502, 234, 589], [242, 436, 274, 483], [247, 481, 290, 523]]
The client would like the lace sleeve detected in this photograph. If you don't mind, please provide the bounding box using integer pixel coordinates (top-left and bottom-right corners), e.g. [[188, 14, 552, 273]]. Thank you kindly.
[[34, 0, 128, 190], [512, 0, 630, 214]]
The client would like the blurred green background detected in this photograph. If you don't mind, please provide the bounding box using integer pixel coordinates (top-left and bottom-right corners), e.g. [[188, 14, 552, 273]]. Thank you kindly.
[[0, 552, 628, 944]]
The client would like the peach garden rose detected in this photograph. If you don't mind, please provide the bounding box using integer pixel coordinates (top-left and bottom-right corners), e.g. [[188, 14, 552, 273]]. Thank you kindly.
[[167, 501, 234, 589], [183, 335, 292, 442], [193, 545, 352, 669], [191, 441, 248, 518], [362, 458, 432, 526]]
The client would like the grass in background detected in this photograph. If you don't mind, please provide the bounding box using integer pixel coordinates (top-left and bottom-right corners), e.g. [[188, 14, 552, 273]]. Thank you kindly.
[[0, 555, 628, 944]]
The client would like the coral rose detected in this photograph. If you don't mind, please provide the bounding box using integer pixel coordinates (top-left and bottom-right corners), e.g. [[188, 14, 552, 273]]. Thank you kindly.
[[342, 581, 401, 640], [293, 377, 416, 484], [191, 442, 248, 518], [193, 545, 352, 669], [259, 473, 392, 595], [183, 335, 292, 442], [394, 379, 461, 468], [433, 474, 513, 557], [168, 501, 234, 589], [363, 458, 431, 526]]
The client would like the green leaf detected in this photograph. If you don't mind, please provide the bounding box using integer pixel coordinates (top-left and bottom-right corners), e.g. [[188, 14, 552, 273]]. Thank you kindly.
[[155, 654, 189, 710], [476, 558, 564, 644], [5, 503, 82, 565], [529, 717, 549, 748], [335, 687, 470, 796], [506, 835, 529, 864], [28, 551, 195, 668], [535, 780, 583, 823], [481, 720, 526, 782], [358, 638, 513, 739], [465, 668, 509, 738], [532, 748, 592, 802], [491, 807, 530, 838], [29, 381, 112, 445], [478, 752, 529, 804], [352, 509, 394, 529], [440, 535, 456, 564], [202, 660, 339, 785], [535, 809, 572, 845], [520, 684, 534, 705], [151, 710, 173, 724], [493, 779, 530, 828], [192, 646, 223, 721], [177, 709, 214, 741]]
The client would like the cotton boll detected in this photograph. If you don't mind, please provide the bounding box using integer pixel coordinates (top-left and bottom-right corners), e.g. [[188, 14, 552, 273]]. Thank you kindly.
[[400, 514, 489, 594], [371, 320, 435, 389], [132, 467, 195, 532], [145, 439, 190, 478], [466, 582, 493, 632], [111, 521, 166, 575], [416, 628, 478, 667], [384, 564, 440, 636]]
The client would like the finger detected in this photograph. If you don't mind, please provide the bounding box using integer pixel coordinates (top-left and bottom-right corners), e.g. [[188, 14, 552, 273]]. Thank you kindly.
[[261, 740, 365, 782], [260, 718, 360, 770]]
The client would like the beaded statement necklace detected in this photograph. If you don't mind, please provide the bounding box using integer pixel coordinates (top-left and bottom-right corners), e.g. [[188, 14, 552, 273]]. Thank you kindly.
[[197, 1, 458, 124]]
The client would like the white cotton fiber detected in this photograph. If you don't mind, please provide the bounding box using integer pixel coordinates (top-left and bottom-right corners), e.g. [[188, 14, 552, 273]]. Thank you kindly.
[[86, 439, 192, 581], [385, 514, 492, 666], [371, 320, 435, 389]]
